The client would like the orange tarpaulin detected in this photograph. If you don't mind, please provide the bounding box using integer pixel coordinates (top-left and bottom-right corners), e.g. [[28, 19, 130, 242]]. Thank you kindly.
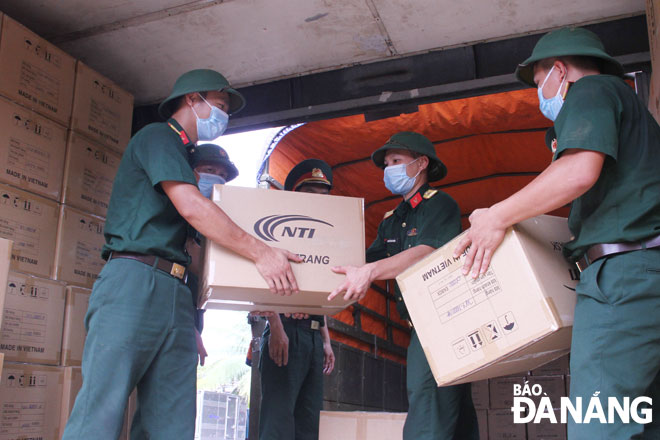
[[265, 88, 569, 362]]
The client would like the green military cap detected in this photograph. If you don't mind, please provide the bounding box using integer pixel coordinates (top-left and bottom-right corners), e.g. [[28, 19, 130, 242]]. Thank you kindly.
[[190, 143, 239, 182], [515, 27, 623, 87], [284, 159, 333, 191], [371, 131, 447, 182], [158, 69, 246, 119]]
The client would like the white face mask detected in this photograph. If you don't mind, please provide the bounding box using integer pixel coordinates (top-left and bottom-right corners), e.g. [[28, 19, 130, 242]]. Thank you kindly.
[[383, 157, 421, 195], [197, 172, 226, 198], [191, 94, 229, 141], [537, 66, 567, 121]]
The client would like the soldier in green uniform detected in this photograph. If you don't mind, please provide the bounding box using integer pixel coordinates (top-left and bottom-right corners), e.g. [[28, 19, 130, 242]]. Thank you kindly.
[[455, 28, 660, 438], [259, 159, 336, 440], [186, 143, 240, 365], [62, 69, 302, 440], [329, 132, 479, 440]]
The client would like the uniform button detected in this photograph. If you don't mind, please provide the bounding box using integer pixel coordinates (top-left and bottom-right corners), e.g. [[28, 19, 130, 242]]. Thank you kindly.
[[397, 297, 402, 301], [402, 222, 406, 228], [386, 253, 390, 257], [408, 244, 411, 248]]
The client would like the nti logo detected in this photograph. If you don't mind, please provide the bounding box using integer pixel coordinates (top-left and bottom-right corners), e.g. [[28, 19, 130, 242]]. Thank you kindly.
[[254, 215, 333, 242]]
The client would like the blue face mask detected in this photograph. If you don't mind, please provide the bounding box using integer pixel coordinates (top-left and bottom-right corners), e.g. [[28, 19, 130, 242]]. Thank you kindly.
[[198, 172, 226, 199], [192, 94, 229, 141], [537, 66, 566, 121], [383, 158, 421, 195]]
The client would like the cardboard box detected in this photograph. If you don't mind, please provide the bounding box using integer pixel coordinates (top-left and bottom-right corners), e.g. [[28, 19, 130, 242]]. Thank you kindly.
[[487, 409, 527, 440], [61, 131, 120, 217], [489, 376, 526, 410], [1, 271, 66, 365], [527, 376, 566, 409], [70, 61, 134, 153], [0, 15, 75, 126], [527, 408, 567, 440], [0, 238, 12, 329], [53, 205, 106, 288], [0, 96, 68, 201], [530, 354, 569, 376], [318, 411, 406, 440], [0, 183, 59, 278], [0, 362, 64, 440], [470, 379, 489, 409], [60, 286, 91, 366], [396, 215, 578, 385], [476, 409, 488, 440], [202, 185, 365, 315]]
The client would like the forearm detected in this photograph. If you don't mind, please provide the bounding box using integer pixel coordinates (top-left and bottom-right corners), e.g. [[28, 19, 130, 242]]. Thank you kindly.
[[368, 245, 435, 281], [267, 314, 283, 331], [321, 317, 331, 344]]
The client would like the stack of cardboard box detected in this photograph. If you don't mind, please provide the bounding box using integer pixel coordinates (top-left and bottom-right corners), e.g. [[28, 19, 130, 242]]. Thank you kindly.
[[0, 12, 134, 439]]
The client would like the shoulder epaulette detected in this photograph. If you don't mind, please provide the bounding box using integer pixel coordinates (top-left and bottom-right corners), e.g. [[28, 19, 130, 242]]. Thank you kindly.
[[383, 209, 395, 219], [423, 189, 438, 199]]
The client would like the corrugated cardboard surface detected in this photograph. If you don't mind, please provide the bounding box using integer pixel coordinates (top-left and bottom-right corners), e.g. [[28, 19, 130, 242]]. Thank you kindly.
[[476, 409, 488, 440], [488, 409, 527, 440], [53, 205, 106, 288], [203, 185, 365, 314], [70, 61, 134, 153], [318, 411, 406, 440], [60, 286, 90, 366], [0, 182, 59, 278], [61, 131, 120, 217], [0, 238, 12, 330], [396, 215, 577, 385], [0, 362, 64, 440], [527, 408, 567, 440], [1, 271, 66, 365], [0, 96, 68, 201], [0, 15, 75, 126]]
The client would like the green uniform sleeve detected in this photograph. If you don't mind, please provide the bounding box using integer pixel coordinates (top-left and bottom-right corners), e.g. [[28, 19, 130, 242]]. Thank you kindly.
[[366, 221, 388, 263], [416, 193, 461, 249], [133, 128, 197, 189], [554, 77, 621, 161]]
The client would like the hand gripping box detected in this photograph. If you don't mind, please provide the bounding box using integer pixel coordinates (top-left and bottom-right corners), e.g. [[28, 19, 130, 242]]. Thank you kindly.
[[318, 411, 406, 440], [201, 185, 365, 315], [53, 205, 106, 288], [1, 271, 66, 365], [0, 15, 75, 126], [396, 215, 578, 386], [61, 131, 121, 217], [60, 286, 91, 366], [0, 362, 64, 440], [0, 96, 68, 201], [0, 183, 59, 278], [70, 61, 134, 153]]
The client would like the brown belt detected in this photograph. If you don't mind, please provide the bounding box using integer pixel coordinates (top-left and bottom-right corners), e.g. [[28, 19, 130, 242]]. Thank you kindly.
[[576, 233, 660, 272], [109, 251, 187, 280]]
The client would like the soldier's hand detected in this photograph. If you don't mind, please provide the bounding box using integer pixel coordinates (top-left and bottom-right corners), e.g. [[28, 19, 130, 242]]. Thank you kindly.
[[283, 313, 310, 320], [255, 247, 302, 296], [323, 342, 335, 375], [327, 264, 373, 301], [268, 326, 289, 367], [250, 311, 276, 318], [195, 329, 208, 366], [454, 207, 506, 278]]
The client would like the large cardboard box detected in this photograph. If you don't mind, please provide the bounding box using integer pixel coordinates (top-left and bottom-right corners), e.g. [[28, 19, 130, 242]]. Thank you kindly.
[[53, 205, 106, 288], [70, 61, 134, 153], [318, 411, 406, 440], [0, 183, 59, 278], [60, 286, 91, 366], [0, 238, 12, 329], [0, 96, 68, 201], [487, 409, 526, 440], [1, 271, 66, 365], [396, 215, 578, 386], [202, 185, 365, 315], [0, 15, 75, 126], [61, 131, 120, 217], [0, 362, 64, 440], [527, 409, 567, 439]]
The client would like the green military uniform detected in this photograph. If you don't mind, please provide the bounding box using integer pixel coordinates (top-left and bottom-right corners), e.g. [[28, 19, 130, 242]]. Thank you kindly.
[[63, 70, 245, 440], [368, 132, 478, 440], [517, 28, 660, 438], [259, 159, 333, 440], [366, 184, 479, 440]]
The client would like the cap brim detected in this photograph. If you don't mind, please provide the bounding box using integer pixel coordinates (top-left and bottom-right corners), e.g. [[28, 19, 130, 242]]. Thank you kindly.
[[515, 52, 624, 88], [158, 86, 246, 119]]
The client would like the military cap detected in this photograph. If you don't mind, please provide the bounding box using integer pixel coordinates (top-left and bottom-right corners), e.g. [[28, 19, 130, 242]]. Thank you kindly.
[[371, 131, 447, 182], [158, 69, 246, 119], [190, 144, 239, 182], [515, 27, 623, 87], [284, 159, 333, 192]]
